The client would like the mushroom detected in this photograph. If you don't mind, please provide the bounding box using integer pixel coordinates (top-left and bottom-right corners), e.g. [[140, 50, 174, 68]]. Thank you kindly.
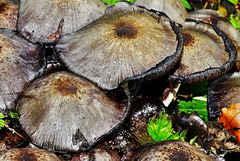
[[55, 2, 183, 90], [208, 71, 240, 120], [0, 29, 44, 111], [0, 148, 61, 160], [17, 0, 107, 44], [71, 148, 121, 161], [17, 71, 130, 152], [134, 0, 188, 24], [188, 9, 240, 61], [0, 0, 19, 30], [125, 140, 214, 161], [168, 19, 237, 84]]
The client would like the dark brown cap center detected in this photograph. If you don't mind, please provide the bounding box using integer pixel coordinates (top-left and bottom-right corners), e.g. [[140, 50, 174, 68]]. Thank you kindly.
[[115, 22, 138, 39], [0, 3, 7, 13], [55, 78, 78, 96], [182, 32, 195, 47]]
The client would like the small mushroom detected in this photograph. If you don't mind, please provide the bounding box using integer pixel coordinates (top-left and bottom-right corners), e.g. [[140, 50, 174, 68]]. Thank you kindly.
[[168, 19, 237, 84], [0, 148, 61, 160], [17, 71, 130, 152], [0, 0, 19, 30], [134, 0, 188, 24], [188, 9, 240, 61], [56, 2, 183, 90], [125, 140, 214, 161], [0, 29, 44, 111], [208, 71, 240, 120], [17, 0, 107, 44]]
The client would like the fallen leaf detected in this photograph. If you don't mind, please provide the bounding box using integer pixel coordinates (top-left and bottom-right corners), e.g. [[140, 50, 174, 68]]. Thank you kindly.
[[219, 103, 240, 142]]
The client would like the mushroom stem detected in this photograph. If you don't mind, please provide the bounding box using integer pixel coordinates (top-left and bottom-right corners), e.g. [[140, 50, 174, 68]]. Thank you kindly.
[[160, 83, 181, 107]]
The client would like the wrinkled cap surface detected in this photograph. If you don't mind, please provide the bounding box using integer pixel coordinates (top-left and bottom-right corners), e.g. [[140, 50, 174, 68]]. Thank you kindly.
[[17, 71, 130, 152], [134, 0, 188, 24], [168, 19, 237, 84], [0, 29, 44, 111], [56, 2, 183, 90], [208, 72, 240, 120], [0, 148, 61, 160], [125, 140, 214, 161], [0, 0, 19, 30], [18, 0, 107, 44]]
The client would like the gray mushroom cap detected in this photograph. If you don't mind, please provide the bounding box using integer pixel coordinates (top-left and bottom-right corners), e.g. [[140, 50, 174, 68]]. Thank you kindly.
[[56, 2, 183, 90], [17, 0, 107, 44], [17, 71, 130, 152], [188, 9, 240, 61], [208, 71, 240, 120], [0, 29, 44, 111], [125, 140, 214, 161], [168, 19, 237, 84], [134, 0, 188, 24]]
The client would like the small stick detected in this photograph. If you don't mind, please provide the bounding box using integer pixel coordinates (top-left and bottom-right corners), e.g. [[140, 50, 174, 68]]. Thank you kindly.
[[160, 83, 181, 107]]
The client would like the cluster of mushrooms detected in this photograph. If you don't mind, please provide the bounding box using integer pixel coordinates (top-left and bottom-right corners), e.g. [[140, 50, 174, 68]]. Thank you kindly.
[[0, 0, 239, 160]]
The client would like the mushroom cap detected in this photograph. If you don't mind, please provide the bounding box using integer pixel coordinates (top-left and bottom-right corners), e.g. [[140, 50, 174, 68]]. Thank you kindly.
[[208, 72, 240, 120], [125, 140, 214, 161], [17, 0, 107, 44], [56, 2, 183, 90], [72, 148, 120, 160], [134, 0, 188, 24], [168, 19, 237, 84], [17, 71, 130, 152], [0, 29, 44, 111], [188, 9, 240, 61], [0, 148, 61, 160], [0, 0, 19, 30]]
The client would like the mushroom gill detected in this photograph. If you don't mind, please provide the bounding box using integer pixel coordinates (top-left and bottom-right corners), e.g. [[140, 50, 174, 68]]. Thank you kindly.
[[17, 71, 130, 152], [56, 2, 183, 90]]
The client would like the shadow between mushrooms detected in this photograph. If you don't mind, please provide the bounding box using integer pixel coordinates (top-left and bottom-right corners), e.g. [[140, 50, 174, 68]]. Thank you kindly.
[[17, 0, 107, 44], [55, 2, 183, 90], [168, 19, 237, 84], [0, 29, 44, 111], [16, 71, 130, 152]]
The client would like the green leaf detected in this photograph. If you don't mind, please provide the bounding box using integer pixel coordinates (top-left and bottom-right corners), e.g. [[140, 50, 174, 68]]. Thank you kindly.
[[0, 119, 6, 129], [101, 0, 135, 5], [229, 14, 240, 29], [181, 0, 192, 9], [178, 95, 208, 122], [228, 0, 238, 5], [147, 111, 187, 142], [8, 112, 20, 119], [0, 112, 5, 119], [189, 136, 198, 144]]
